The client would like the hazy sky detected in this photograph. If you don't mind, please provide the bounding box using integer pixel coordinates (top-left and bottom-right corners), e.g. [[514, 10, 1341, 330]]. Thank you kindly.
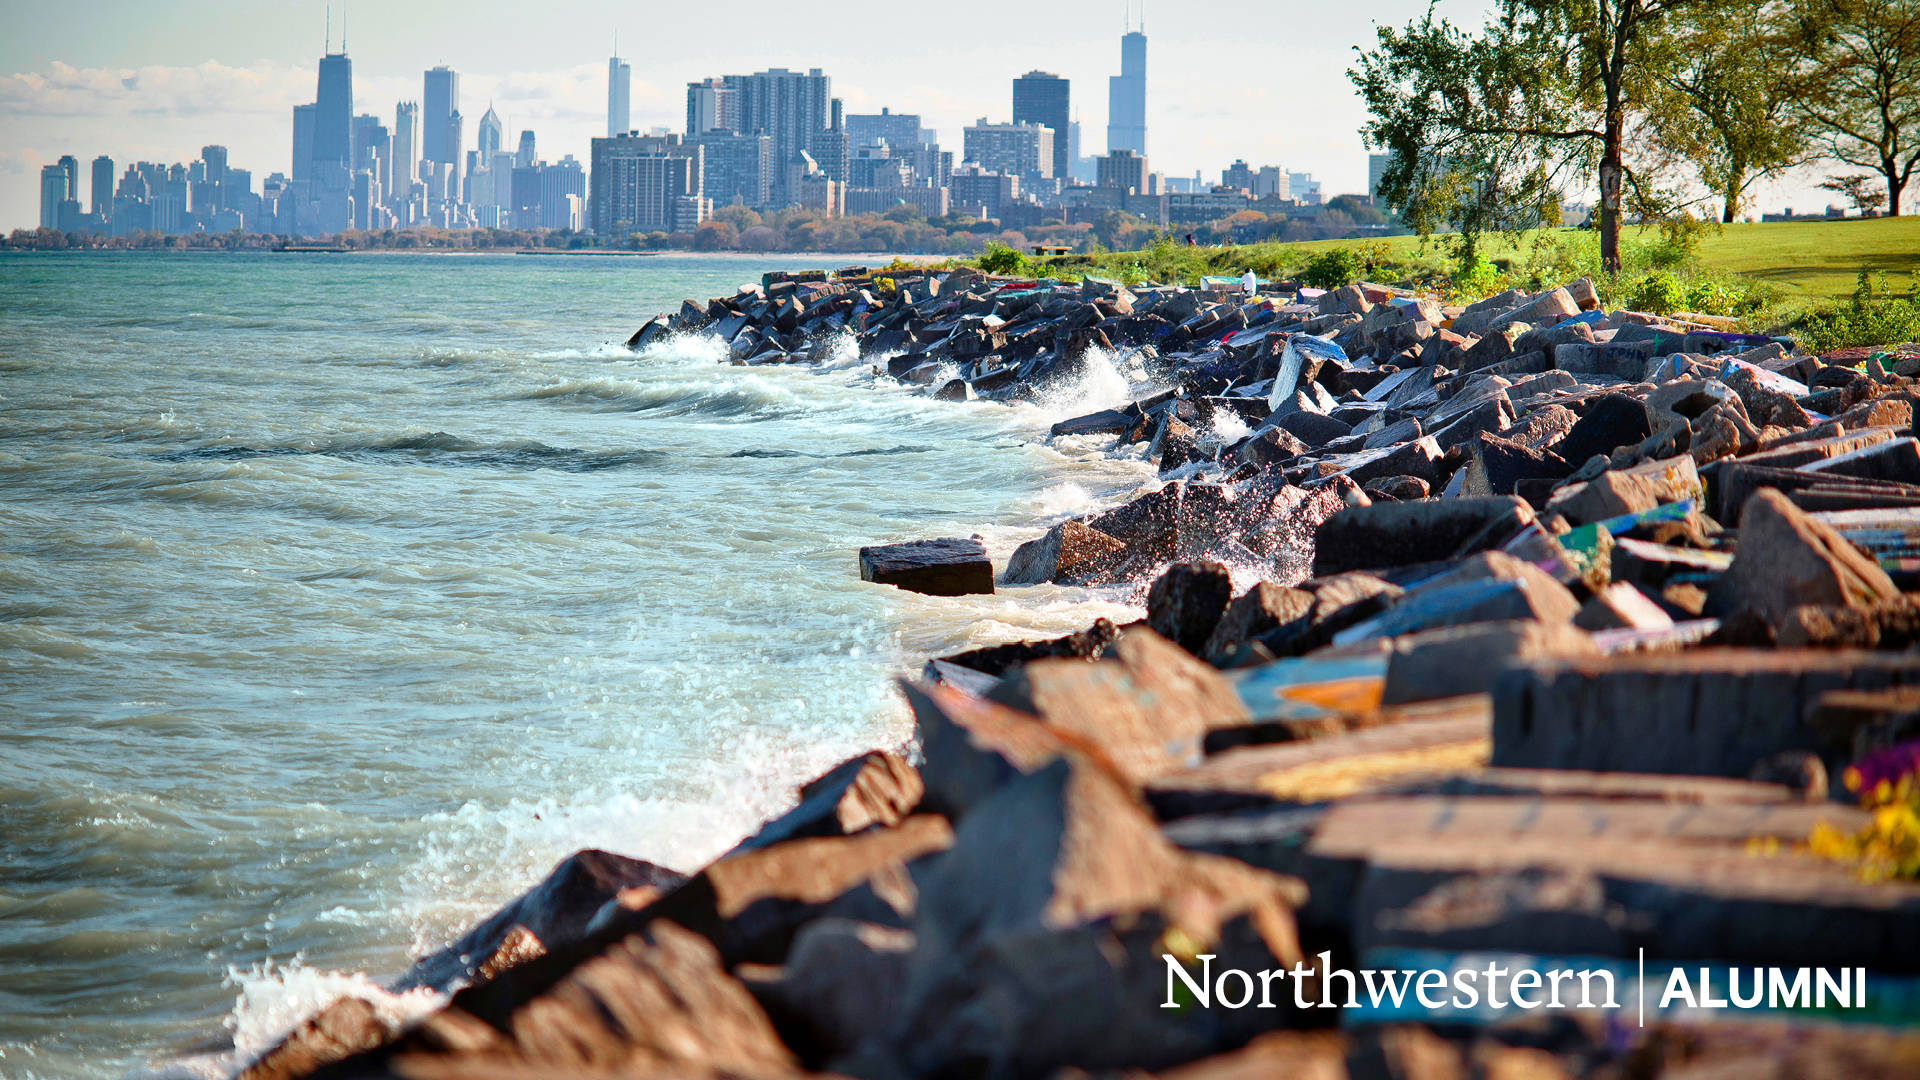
[[0, 0, 1841, 231]]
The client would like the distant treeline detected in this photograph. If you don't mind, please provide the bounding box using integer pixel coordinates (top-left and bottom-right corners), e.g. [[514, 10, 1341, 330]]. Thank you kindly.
[[2, 197, 1400, 255]]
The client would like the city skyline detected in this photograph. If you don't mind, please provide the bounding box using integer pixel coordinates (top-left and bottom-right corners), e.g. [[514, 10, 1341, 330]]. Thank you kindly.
[[1, 0, 1850, 233]]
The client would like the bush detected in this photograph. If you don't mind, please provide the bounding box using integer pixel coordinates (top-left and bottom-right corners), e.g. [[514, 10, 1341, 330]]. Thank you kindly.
[[1450, 252, 1506, 301], [976, 240, 1028, 276], [1794, 272, 1920, 354], [1300, 247, 1364, 290], [1625, 270, 1687, 315]]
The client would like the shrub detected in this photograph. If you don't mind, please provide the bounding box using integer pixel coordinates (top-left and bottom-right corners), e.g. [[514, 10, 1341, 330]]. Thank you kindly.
[[1625, 270, 1687, 315], [976, 240, 1028, 276], [1300, 247, 1364, 290], [1793, 270, 1920, 354], [1450, 252, 1506, 301]]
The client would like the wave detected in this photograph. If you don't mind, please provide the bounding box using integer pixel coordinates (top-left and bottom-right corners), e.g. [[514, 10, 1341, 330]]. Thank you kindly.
[[155, 432, 668, 474]]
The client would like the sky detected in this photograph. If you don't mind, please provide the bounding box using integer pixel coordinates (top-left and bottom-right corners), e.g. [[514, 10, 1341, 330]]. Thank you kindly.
[[0, 0, 1844, 231]]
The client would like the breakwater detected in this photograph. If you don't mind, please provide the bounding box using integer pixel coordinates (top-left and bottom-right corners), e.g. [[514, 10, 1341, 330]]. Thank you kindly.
[[230, 259, 1920, 1077]]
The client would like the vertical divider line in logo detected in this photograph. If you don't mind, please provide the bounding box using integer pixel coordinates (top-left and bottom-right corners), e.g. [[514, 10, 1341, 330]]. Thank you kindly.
[[1637, 947, 1645, 1027]]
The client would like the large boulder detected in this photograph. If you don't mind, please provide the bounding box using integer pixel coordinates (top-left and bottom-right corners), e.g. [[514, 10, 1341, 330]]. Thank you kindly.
[[1725, 488, 1898, 622], [1147, 561, 1236, 654], [1002, 521, 1128, 586], [859, 537, 994, 596]]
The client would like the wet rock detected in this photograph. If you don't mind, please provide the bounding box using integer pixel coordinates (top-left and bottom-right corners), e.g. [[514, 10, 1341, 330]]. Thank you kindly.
[[859, 537, 994, 596], [1238, 425, 1309, 466], [936, 618, 1120, 678], [394, 850, 690, 994], [1148, 561, 1236, 654], [1362, 475, 1429, 502], [1203, 582, 1316, 667], [1725, 488, 1898, 622], [1003, 521, 1129, 586], [238, 997, 395, 1080], [742, 750, 925, 850], [1272, 410, 1353, 447]]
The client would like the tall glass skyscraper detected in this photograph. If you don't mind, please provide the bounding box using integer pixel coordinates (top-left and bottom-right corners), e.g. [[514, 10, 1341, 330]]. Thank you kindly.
[[1012, 71, 1070, 183], [608, 56, 632, 137], [314, 52, 353, 167], [1106, 30, 1147, 157], [424, 66, 459, 167]]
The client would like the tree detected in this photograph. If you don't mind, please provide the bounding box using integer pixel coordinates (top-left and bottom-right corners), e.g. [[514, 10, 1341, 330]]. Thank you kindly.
[[1353, 0, 1703, 272], [1793, 0, 1920, 216], [1819, 172, 1890, 214], [1638, 0, 1811, 221]]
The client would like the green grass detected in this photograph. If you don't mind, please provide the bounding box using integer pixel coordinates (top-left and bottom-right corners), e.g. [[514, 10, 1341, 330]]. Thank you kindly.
[[1001, 217, 1918, 303]]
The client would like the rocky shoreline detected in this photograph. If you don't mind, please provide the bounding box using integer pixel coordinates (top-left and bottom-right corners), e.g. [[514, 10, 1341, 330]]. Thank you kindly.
[[242, 264, 1920, 1078]]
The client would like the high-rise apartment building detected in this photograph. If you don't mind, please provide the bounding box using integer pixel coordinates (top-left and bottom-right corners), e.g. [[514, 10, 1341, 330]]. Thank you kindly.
[[588, 132, 708, 236], [423, 67, 459, 167], [1011, 71, 1070, 183], [91, 155, 114, 218], [963, 120, 1053, 181], [845, 108, 922, 152], [39, 164, 66, 228], [685, 77, 736, 135], [314, 52, 353, 167], [608, 56, 631, 137], [689, 132, 773, 209], [1097, 148, 1146, 193], [392, 102, 420, 193], [724, 68, 834, 191], [1106, 30, 1147, 156]]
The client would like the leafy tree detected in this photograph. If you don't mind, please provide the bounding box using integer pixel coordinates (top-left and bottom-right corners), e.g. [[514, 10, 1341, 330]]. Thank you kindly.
[[1820, 173, 1890, 214], [1638, 0, 1811, 221], [1353, 0, 1704, 272], [1792, 0, 1920, 216]]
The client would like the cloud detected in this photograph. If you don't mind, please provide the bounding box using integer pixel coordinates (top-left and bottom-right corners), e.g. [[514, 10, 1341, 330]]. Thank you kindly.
[[0, 59, 312, 119]]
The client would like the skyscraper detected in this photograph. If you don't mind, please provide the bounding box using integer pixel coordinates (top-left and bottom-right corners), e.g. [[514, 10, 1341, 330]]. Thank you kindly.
[[608, 55, 632, 137], [91, 155, 114, 218], [424, 66, 459, 167], [292, 103, 316, 182], [478, 105, 504, 159], [39, 164, 66, 227], [722, 68, 834, 197], [314, 51, 353, 168], [1107, 29, 1147, 156], [393, 102, 420, 193], [58, 155, 79, 201], [685, 78, 736, 135], [516, 130, 537, 169], [1012, 71, 1070, 183]]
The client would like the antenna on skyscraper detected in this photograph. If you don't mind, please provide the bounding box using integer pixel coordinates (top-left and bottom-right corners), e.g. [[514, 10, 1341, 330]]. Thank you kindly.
[[325, 4, 331, 52], [342, 3, 348, 52]]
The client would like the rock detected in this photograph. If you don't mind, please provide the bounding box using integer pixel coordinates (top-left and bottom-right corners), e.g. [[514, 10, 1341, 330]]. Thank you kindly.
[[1505, 404, 1578, 453], [1237, 425, 1309, 466], [1050, 408, 1132, 438], [1552, 394, 1653, 468], [935, 618, 1120, 678], [1312, 497, 1533, 576], [1361, 474, 1429, 502], [1455, 432, 1570, 497], [988, 627, 1251, 782], [1147, 561, 1236, 654], [744, 918, 914, 1066], [1273, 410, 1353, 447], [859, 537, 994, 596], [393, 850, 690, 994], [1573, 582, 1676, 632], [1002, 521, 1129, 586], [880, 757, 1307, 1078], [1492, 648, 1920, 779], [1203, 582, 1316, 666], [361, 921, 804, 1078], [932, 378, 976, 402], [1725, 488, 1898, 622], [237, 997, 395, 1080], [625, 315, 672, 350], [1382, 619, 1599, 705], [742, 750, 924, 850]]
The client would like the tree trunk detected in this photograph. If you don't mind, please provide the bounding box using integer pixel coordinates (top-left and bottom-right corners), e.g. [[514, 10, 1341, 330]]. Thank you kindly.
[[1889, 166, 1904, 217], [1599, 151, 1623, 273]]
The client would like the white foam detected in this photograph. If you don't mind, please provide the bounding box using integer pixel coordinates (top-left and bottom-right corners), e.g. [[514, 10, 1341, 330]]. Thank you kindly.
[[1021, 346, 1134, 425]]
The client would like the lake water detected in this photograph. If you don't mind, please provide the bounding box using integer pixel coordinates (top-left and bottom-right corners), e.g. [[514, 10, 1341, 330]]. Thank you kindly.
[[0, 250, 1151, 1078]]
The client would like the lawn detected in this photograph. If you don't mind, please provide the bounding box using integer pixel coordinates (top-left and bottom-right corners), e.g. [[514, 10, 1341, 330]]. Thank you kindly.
[[1013, 216, 1918, 303]]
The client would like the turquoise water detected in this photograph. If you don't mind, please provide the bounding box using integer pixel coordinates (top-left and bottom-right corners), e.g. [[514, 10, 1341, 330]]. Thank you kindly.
[[0, 251, 1149, 1078]]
